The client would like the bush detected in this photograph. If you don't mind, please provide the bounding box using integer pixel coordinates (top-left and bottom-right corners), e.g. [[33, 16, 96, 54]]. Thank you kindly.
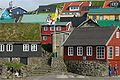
[[42, 44, 52, 52], [4, 62, 25, 71]]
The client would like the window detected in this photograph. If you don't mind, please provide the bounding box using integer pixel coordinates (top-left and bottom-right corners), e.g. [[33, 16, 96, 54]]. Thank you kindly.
[[107, 46, 113, 59], [116, 32, 119, 38], [115, 15, 119, 21], [23, 44, 29, 51], [50, 26, 55, 31], [77, 47, 83, 56], [31, 44, 37, 51], [68, 47, 73, 56], [57, 26, 61, 31], [115, 46, 119, 56], [70, 6, 79, 11], [96, 46, 105, 59], [43, 36, 47, 41], [17, 11, 19, 14], [99, 15, 104, 20], [6, 44, 13, 52], [0, 44, 4, 52], [86, 46, 92, 56], [44, 26, 48, 31]]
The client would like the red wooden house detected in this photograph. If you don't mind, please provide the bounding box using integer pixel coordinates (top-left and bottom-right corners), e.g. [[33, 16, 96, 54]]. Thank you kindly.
[[41, 22, 72, 44], [103, 1, 120, 8], [61, 1, 90, 17], [63, 26, 120, 74]]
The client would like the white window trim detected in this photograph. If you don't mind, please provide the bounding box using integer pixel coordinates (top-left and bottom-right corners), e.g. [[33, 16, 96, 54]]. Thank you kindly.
[[57, 26, 61, 31], [44, 26, 48, 31], [6, 44, 13, 52], [86, 46, 92, 56], [107, 46, 114, 59], [68, 47, 73, 56], [77, 47, 83, 56], [96, 46, 105, 59], [23, 44, 29, 52], [116, 32, 119, 38], [31, 44, 37, 52], [115, 46, 119, 56], [0, 44, 4, 52], [50, 26, 55, 31], [43, 36, 47, 41]]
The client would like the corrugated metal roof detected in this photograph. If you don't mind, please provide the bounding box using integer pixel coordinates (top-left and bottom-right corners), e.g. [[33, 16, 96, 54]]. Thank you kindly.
[[42, 22, 69, 26], [97, 20, 120, 27], [21, 14, 48, 23], [88, 8, 120, 14], [0, 19, 15, 23]]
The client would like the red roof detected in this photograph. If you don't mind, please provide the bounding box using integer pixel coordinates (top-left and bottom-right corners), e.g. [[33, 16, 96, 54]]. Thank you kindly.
[[62, 1, 90, 12], [103, 1, 111, 8]]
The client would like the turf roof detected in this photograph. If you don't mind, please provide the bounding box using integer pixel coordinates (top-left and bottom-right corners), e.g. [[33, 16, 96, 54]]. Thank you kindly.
[[0, 23, 40, 41]]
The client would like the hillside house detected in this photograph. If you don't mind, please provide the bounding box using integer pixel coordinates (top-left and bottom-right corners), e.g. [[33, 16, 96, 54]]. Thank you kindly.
[[63, 26, 120, 75], [88, 8, 120, 21], [0, 23, 41, 65], [41, 22, 72, 45], [61, 1, 90, 17], [36, 5, 58, 20]]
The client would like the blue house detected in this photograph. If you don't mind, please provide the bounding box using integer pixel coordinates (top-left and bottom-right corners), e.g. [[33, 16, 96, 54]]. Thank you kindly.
[[0, 9, 12, 20], [7, 7, 27, 15]]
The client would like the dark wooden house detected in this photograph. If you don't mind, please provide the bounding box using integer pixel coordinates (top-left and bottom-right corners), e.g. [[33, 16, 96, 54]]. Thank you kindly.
[[0, 23, 41, 65]]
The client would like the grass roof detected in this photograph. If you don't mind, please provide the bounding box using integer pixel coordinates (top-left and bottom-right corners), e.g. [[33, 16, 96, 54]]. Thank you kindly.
[[0, 23, 40, 41]]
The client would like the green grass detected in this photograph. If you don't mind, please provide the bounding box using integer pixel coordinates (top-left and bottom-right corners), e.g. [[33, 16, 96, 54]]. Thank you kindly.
[[4, 62, 25, 70], [0, 23, 40, 41]]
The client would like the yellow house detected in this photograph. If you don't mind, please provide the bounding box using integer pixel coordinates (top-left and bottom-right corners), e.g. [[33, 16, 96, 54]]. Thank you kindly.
[[37, 5, 58, 20], [88, 8, 120, 20]]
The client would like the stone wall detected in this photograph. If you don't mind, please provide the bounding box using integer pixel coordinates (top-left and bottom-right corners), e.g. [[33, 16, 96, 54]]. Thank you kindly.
[[65, 60, 108, 76]]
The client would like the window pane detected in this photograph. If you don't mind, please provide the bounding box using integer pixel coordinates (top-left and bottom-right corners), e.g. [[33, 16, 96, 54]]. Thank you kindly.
[[96, 46, 105, 59]]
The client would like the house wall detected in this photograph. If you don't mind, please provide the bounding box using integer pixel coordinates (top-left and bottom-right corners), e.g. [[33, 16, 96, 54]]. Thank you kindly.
[[107, 29, 120, 75], [12, 8, 27, 15], [88, 14, 120, 20], [41, 24, 70, 44], [0, 43, 41, 57], [42, 35, 52, 44], [64, 46, 107, 61]]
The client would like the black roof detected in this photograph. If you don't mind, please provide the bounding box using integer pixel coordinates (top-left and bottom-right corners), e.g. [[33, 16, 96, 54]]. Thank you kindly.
[[78, 19, 100, 28], [60, 13, 87, 27], [37, 5, 57, 13], [63, 27, 117, 46]]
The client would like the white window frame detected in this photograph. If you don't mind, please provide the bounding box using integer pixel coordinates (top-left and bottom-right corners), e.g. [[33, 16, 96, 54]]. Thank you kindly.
[[57, 26, 61, 31], [43, 36, 47, 41], [69, 6, 79, 11], [107, 46, 114, 59], [68, 47, 73, 56], [50, 26, 55, 31], [77, 47, 83, 56], [0, 44, 4, 52], [96, 46, 105, 59], [31, 44, 37, 51], [99, 15, 104, 20], [23, 44, 29, 52], [115, 46, 119, 56], [116, 32, 119, 38], [6, 44, 13, 52], [44, 26, 48, 31], [86, 46, 92, 56]]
